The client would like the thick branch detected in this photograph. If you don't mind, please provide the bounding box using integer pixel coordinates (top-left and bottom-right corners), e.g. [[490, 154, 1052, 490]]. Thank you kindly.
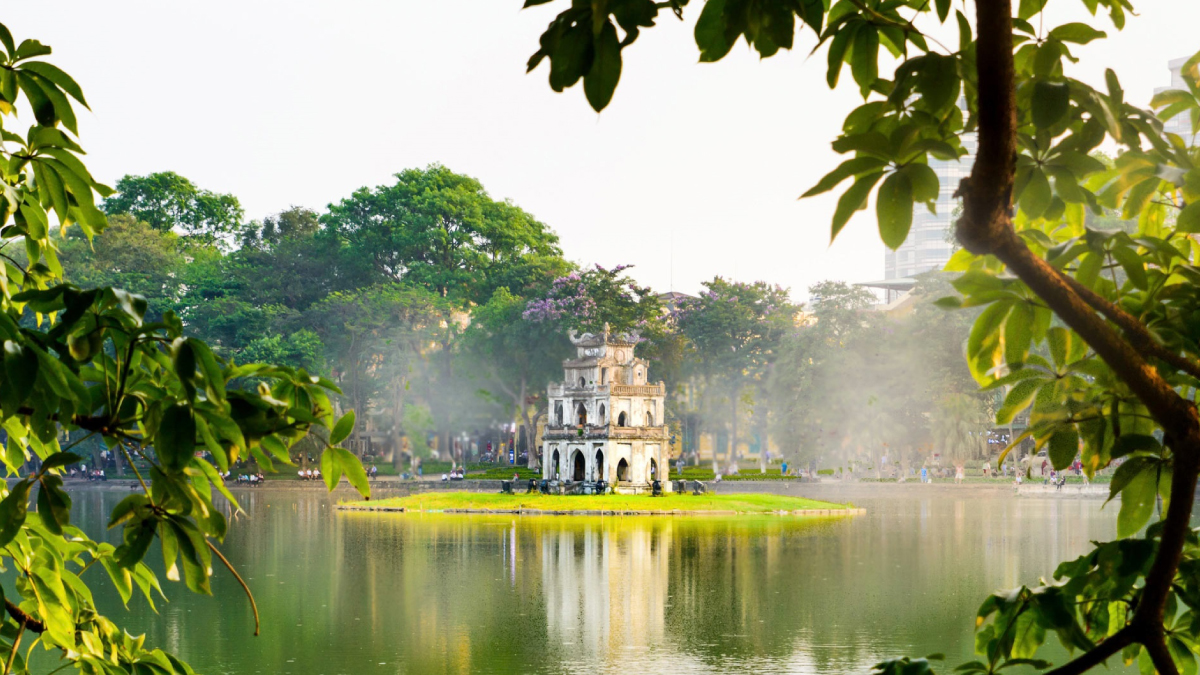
[[4, 599, 45, 634], [1143, 632, 1180, 675], [1043, 625, 1136, 675], [1060, 274, 1200, 382]]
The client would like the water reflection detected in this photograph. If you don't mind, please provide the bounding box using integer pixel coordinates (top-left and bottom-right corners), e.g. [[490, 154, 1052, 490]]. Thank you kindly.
[[66, 488, 1125, 674]]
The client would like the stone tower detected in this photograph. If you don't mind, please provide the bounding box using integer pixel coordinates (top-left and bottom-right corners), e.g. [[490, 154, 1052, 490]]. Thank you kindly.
[[542, 325, 669, 493]]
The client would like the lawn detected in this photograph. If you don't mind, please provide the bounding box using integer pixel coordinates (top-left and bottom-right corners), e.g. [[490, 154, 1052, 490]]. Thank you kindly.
[[342, 491, 852, 514]]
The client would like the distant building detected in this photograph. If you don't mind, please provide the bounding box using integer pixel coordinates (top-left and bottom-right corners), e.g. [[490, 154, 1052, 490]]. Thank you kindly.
[[1158, 56, 1195, 144], [884, 129, 977, 279], [542, 326, 669, 492]]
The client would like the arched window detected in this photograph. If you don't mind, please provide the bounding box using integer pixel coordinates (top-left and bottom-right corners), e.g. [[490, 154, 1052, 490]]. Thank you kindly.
[[554, 402, 563, 426], [616, 458, 629, 482], [599, 404, 607, 425], [635, 368, 642, 383], [646, 412, 654, 427], [601, 368, 608, 385], [579, 376, 586, 388], [576, 402, 588, 426], [617, 412, 627, 427]]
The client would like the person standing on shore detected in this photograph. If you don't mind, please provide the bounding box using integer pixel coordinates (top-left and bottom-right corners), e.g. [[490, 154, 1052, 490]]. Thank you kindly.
[[920, 466, 928, 484]]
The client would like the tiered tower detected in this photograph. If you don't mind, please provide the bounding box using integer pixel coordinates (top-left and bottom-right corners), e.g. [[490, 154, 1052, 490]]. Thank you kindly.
[[542, 325, 669, 493]]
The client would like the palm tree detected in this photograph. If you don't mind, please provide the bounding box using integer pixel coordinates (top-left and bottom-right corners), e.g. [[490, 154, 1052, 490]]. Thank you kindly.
[[930, 394, 991, 471]]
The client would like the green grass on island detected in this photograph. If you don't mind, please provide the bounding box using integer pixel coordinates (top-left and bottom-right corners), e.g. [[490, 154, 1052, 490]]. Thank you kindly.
[[343, 491, 851, 514]]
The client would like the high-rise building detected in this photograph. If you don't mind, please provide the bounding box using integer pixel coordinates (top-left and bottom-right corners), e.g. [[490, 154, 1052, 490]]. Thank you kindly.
[[883, 132, 977, 279], [1158, 57, 1195, 144]]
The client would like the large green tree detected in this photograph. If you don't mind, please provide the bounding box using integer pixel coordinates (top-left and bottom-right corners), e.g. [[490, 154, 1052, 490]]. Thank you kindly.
[[673, 278, 798, 470], [102, 171, 243, 244], [322, 164, 563, 305], [521, 1, 1200, 672]]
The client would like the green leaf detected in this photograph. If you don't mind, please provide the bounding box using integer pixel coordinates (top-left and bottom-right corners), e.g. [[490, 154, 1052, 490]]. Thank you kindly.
[[0, 479, 30, 547], [36, 474, 71, 534], [157, 404, 196, 473], [1111, 434, 1161, 459], [1017, 0, 1048, 19], [997, 379, 1040, 424], [801, 156, 886, 198], [1047, 23, 1106, 44], [876, 171, 914, 249], [1116, 462, 1158, 537], [333, 447, 370, 499], [831, 171, 885, 241], [1178, 202, 1200, 233], [850, 26, 879, 93], [1018, 168, 1052, 219], [1032, 80, 1071, 128], [695, 0, 734, 63], [3, 340, 38, 402], [1048, 426, 1078, 470], [1111, 245, 1147, 290], [1004, 302, 1034, 365], [915, 53, 959, 113], [320, 447, 340, 491], [39, 451, 82, 471], [330, 410, 356, 446], [583, 21, 622, 112]]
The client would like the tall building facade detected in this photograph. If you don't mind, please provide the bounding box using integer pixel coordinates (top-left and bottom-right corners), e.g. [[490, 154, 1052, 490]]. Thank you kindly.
[[1159, 57, 1195, 144], [883, 133, 977, 279]]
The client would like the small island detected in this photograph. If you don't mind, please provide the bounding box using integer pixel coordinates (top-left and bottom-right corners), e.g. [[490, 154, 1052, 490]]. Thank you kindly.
[[337, 492, 860, 516]]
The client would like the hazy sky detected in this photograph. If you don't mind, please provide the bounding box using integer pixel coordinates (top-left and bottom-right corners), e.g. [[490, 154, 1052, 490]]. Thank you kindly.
[[7, 2, 1198, 300]]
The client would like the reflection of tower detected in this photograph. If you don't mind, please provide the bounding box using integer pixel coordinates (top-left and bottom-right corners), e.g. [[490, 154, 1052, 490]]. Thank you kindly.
[[541, 522, 671, 661]]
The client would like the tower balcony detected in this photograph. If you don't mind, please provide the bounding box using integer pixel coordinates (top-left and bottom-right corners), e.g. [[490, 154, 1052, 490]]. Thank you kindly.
[[542, 423, 669, 441], [547, 382, 665, 398]]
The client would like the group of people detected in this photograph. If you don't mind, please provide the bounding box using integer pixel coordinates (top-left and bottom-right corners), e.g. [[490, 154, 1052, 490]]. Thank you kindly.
[[69, 467, 106, 481], [297, 469, 323, 480], [439, 468, 466, 481], [235, 473, 266, 485]]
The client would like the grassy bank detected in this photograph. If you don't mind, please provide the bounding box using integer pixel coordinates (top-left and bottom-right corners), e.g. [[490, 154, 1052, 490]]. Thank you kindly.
[[342, 491, 850, 514]]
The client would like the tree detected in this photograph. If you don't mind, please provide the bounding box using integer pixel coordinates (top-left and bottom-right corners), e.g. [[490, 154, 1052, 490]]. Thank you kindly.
[[673, 278, 798, 470], [103, 171, 243, 243], [305, 283, 446, 463], [322, 164, 564, 305], [463, 287, 569, 470], [930, 393, 990, 470], [58, 214, 184, 319], [522, 2, 1200, 673], [0, 25, 366, 675]]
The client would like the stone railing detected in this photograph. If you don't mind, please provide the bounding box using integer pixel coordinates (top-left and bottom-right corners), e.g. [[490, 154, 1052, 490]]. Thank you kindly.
[[543, 423, 669, 440], [608, 383, 665, 397]]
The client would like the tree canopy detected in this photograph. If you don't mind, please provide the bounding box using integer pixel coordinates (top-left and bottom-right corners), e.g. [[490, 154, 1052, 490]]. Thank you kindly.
[[103, 171, 243, 243]]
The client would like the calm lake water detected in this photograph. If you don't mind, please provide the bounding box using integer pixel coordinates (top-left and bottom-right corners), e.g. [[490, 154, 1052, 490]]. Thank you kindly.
[[70, 486, 1125, 675]]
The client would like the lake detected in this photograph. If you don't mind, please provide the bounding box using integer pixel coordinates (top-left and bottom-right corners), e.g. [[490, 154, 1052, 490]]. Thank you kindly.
[[71, 485, 1124, 674]]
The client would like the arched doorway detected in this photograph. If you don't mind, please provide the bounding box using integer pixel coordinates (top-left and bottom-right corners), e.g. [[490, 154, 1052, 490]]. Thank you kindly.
[[617, 412, 627, 427], [594, 449, 604, 482], [646, 412, 654, 426], [551, 449, 560, 479], [572, 451, 585, 481], [616, 458, 629, 482], [576, 402, 588, 426], [649, 458, 658, 482]]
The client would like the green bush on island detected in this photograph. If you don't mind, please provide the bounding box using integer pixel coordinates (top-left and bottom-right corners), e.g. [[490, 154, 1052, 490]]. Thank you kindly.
[[342, 491, 850, 514]]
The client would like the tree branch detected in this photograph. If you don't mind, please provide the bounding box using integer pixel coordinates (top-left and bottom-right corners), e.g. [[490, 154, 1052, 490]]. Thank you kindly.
[[1043, 626, 1136, 675], [4, 599, 45, 634], [1143, 631, 1180, 675], [1060, 273, 1200, 382]]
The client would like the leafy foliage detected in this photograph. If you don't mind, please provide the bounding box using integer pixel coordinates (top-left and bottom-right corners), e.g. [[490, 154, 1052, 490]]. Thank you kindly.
[[0, 23, 368, 674]]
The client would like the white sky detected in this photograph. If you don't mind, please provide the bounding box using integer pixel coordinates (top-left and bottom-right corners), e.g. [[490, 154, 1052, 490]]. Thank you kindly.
[[7, 2, 1199, 301]]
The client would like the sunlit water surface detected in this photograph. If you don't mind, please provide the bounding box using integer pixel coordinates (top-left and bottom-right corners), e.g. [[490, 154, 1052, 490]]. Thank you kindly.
[[67, 487, 1127, 674]]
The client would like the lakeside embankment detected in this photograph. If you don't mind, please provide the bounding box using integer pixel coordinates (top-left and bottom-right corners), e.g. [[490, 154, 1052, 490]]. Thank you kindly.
[[52, 477, 1111, 500], [336, 491, 857, 515]]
